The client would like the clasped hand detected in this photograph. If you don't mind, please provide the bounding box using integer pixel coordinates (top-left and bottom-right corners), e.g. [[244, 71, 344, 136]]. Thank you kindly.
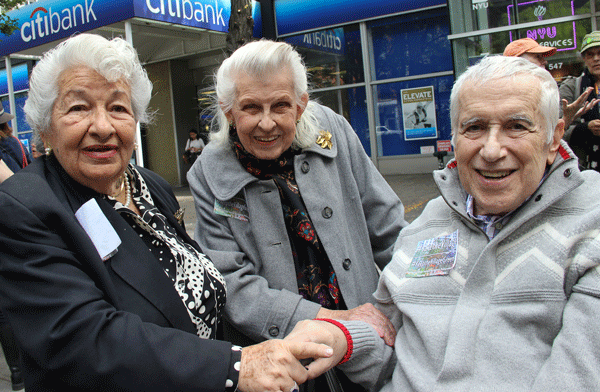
[[236, 338, 333, 392], [236, 303, 395, 391]]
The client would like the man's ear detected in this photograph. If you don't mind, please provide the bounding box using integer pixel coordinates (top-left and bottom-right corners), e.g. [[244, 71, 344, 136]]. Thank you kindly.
[[547, 119, 565, 165]]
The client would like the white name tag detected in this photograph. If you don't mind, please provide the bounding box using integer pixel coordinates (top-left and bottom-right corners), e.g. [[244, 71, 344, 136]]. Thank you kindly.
[[75, 199, 122, 261]]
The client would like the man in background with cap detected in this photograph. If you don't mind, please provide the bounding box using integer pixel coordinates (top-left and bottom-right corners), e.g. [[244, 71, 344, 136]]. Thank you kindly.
[[560, 30, 600, 171], [503, 37, 557, 68]]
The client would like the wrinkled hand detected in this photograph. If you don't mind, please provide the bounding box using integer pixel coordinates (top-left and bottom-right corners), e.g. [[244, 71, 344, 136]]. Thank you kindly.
[[237, 339, 333, 392], [562, 87, 600, 129], [285, 320, 347, 379], [589, 119, 600, 136], [316, 303, 395, 347]]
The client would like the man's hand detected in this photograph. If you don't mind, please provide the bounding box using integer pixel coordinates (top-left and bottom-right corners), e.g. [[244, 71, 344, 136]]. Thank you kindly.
[[284, 320, 348, 379], [316, 303, 396, 347], [562, 87, 600, 129]]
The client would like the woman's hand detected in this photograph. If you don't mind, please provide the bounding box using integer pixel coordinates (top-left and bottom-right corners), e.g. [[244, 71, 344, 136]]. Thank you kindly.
[[316, 303, 396, 347], [237, 339, 333, 392], [284, 320, 348, 379]]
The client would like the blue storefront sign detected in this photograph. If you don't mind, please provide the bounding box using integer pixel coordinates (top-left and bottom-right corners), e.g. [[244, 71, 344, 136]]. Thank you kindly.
[[133, 0, 230, 32], [0, 64, 29, 95], [0, 0, 232, 57], [274, 0, 446, 35]]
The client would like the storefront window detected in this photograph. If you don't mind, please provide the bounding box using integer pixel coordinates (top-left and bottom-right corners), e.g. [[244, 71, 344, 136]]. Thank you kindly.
[[311, 87, 371, 155], [520, 19, 591, 81], [369, 9, 452, 80], [374, 75, 453, 157], [284, 24, 364, 89], [452, 19, 590, 81], [457, 0, 590, 34]]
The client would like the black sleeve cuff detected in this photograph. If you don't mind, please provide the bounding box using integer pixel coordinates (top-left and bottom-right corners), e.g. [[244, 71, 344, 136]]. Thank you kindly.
[[226, 345, 242, 392]]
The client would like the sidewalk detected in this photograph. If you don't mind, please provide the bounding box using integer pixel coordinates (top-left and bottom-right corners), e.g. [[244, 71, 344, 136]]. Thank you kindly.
[[0, 172, 440, 391]]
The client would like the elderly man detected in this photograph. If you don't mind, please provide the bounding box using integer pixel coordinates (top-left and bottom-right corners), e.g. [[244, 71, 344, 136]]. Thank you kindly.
[[289, 55, 600, 392]]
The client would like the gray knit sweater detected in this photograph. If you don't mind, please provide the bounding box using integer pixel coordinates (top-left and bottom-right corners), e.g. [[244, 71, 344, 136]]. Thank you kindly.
[[341, 141, 600, 391]]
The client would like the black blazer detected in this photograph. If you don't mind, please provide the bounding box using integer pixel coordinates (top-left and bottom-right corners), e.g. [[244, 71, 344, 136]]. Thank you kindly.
[[0, 156, 232, 391]]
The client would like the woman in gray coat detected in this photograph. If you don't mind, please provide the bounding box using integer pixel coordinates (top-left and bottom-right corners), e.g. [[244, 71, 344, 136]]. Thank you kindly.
[[187, 39, 407, 392]]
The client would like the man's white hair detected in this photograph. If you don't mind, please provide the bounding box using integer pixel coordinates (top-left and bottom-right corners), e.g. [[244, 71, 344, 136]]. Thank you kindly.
[[450, 55, 559, 145]]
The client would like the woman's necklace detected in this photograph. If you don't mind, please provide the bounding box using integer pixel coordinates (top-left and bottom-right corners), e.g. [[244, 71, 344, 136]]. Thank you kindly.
[[122, 171, 131, 208], [112, 172, 131, 208]]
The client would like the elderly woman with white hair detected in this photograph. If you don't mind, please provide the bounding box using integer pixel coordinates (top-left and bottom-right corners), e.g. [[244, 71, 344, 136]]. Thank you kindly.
[[187, 39, 407, 392], [0, 33, 335, 392]]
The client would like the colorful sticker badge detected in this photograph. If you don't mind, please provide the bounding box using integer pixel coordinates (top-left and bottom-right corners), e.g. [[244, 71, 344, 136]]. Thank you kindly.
[[214, 197, 249, 222], [406, 230, 458, 278]]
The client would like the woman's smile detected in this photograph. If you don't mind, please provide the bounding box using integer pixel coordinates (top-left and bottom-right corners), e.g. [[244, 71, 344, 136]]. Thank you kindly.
[[81, 144, 119, 159]]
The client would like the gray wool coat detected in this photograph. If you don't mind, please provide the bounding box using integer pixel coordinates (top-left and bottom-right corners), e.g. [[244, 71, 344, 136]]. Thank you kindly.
[[187, 103, 407, 343]]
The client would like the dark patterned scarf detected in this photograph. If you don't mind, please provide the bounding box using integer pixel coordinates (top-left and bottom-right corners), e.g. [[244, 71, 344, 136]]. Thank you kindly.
[[232, 136, 344, 310]]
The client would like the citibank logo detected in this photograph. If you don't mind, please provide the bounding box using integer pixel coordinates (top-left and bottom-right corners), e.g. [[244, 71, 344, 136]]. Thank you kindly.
[[20, 0, 97, 43], [145, 0, 226, 26]]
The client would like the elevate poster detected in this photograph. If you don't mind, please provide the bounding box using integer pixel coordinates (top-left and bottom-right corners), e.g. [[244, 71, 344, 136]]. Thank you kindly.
[[401, 86, 438, 141]]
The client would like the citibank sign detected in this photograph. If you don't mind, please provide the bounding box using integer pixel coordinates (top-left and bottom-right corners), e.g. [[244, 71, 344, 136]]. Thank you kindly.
[[0, 0, 231, 57], [20, 1, 98, 43]]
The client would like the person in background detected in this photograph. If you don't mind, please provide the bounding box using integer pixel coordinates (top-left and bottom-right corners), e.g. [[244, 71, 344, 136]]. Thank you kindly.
[[187, 39, 406, 392], [0, 159, 12, 183], [0, 108, 31, 173], [504, 37, 599, 136], [503, 37, 556, 68], [183, 128, 205, 165], [30, 138, 45, 159], [0, 107, 26, 391], [286, 55, 600, 392], [559, 30, 600, 170], [0, 33, 333, 392]]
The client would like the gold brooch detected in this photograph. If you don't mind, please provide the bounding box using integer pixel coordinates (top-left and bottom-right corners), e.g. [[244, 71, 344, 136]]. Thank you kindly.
[[174, 208, 185, 226], [316, 130, 333, 149]]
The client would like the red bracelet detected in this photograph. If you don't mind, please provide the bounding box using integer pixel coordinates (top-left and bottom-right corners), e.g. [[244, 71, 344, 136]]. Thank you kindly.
[[314, 318, 353, 365]]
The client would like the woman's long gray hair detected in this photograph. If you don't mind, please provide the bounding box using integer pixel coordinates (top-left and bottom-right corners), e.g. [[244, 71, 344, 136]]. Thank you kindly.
[[24, 33, 153, 144], [209, 39, 320, 149]]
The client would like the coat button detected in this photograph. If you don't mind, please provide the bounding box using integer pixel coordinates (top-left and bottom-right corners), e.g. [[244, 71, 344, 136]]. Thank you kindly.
[[564, 168, 572, 177], [342, 258, 352, 270], [268, 326, 279, 337], [322, 207, 333, 219], [301, 161, 310, 173]]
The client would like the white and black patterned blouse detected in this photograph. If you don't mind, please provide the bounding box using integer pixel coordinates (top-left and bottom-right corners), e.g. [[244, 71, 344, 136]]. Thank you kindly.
[[105, 165, 240, 391]]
